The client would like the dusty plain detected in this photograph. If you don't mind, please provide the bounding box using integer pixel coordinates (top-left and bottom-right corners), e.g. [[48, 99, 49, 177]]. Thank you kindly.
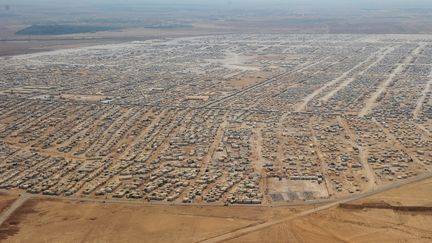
[[0, 177, 431, 242], [0, 2, 432, 243], [0, 197, 302, 243], [226, 178, 432, 243]]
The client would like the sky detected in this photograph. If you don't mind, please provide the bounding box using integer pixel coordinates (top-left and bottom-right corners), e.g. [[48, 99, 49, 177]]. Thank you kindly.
[[1, 0, 432, 8], [1, 0, 432, 17]]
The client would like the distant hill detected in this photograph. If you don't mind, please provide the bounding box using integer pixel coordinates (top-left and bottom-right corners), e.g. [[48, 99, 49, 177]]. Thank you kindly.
[[15, 24, 121, 35]]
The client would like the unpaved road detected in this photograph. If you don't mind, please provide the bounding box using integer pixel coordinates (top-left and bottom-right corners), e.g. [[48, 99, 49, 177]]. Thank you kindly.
[[204, 55, 328, 109], [295, 48, 379, 112], [337, 116, 377, 190], [359, 44, 425, 117], [0, 193, 31, 226], [0, 171, 432, 243], [320, 46, 395, 103], [413, 72, 432, 119], [198, 171, 432, 243]]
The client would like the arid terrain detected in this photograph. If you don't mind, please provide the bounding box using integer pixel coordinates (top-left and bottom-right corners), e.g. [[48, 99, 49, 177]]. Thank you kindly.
[[1, 34, 431, 205], [0, 33, 431, 242], [2, 2, 432, 57], [0, 1, 432, 242], [0, 195, 301, 243], [0, 176, 430, 242], [0, 193, 17, 215], [225, 177, 432, 243]]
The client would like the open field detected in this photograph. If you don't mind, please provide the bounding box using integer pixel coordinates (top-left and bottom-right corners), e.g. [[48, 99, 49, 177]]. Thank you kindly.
[[224, 178, 432, 243], [0, 193, 18, 215], [354, 176, 432, 206], [0, 26, 235, 57], [226, 207, 432, 243], [1, 1, 432, 242], [0, 177, 430, 242], [0, 197, 301, 243], [0, 7, 432, 238], [2, 3, 432, 57]]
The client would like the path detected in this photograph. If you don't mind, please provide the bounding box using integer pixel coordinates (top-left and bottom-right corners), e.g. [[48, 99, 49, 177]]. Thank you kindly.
[[372, 117, 429, 170], [295, 49, 379, 112], [359, 44, 425, 117], [337, 116, 377, 190], [250, 125, 270, 205], [320, 46, 395, 103], [413, 70, 432, 119], [176, 116, 228, 202], [197, 171, 432, 243], [204, 55, 328, 109], [308, 119, 333, 197], [0, 193, 32, 226]]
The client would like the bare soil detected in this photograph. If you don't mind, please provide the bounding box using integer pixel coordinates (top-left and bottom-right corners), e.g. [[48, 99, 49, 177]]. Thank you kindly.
[[60, 94, 107, 102], [228, 207, 432, 243], [0, 199, 301, 243], [0, 193, 18, 214], [227, 178, 432, 242]]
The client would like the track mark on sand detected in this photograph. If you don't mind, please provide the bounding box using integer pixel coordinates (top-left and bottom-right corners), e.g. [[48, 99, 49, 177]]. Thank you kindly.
[[0, 193, 32, 226], [413, 69, 432, 119], [337, 116, 378, 190], [320, 46, 395, 103], [197, 172, 432, 243], [295, 50, 379, 112], [359, 44, 425, 117]]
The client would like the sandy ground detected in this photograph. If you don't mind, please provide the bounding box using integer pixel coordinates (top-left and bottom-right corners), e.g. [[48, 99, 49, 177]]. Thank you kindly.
[[60, 94, 108, 102], [225, 178, 432, 243], [354, 177, 432, 206], [0, 194, 18, 214], [268, 178, 329, 201], [0, 26, 233, 57], [0, 199, 301, 243], [0, 161, 430, 243], [228, 207, 432, 243], [2, 178, 432, 243], [228, 77, 262, 88]]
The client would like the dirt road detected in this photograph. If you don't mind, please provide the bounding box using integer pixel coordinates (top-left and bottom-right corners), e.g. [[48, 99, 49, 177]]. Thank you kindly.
[[320, 46, 395, 103], [198, 171, 432, 243], [337, 116, 377, 190], [0, 193, 31, 226], [413, 71, 432, 119], [359, 44, 425, 117]]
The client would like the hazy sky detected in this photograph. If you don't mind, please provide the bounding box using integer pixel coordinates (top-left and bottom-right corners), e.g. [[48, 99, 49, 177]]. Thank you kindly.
[[2, 0, 432, 8]]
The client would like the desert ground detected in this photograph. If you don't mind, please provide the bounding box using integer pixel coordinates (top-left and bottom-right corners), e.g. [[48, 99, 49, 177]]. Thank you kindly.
[[0, 2, 432, 242], [0, 194, 18, 215], [1, 34, 431, 205], [0, 196, 302, 243], [2, 4, 432, 57], [226, 177, 432, 243], [0, 177, 430, 242]]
